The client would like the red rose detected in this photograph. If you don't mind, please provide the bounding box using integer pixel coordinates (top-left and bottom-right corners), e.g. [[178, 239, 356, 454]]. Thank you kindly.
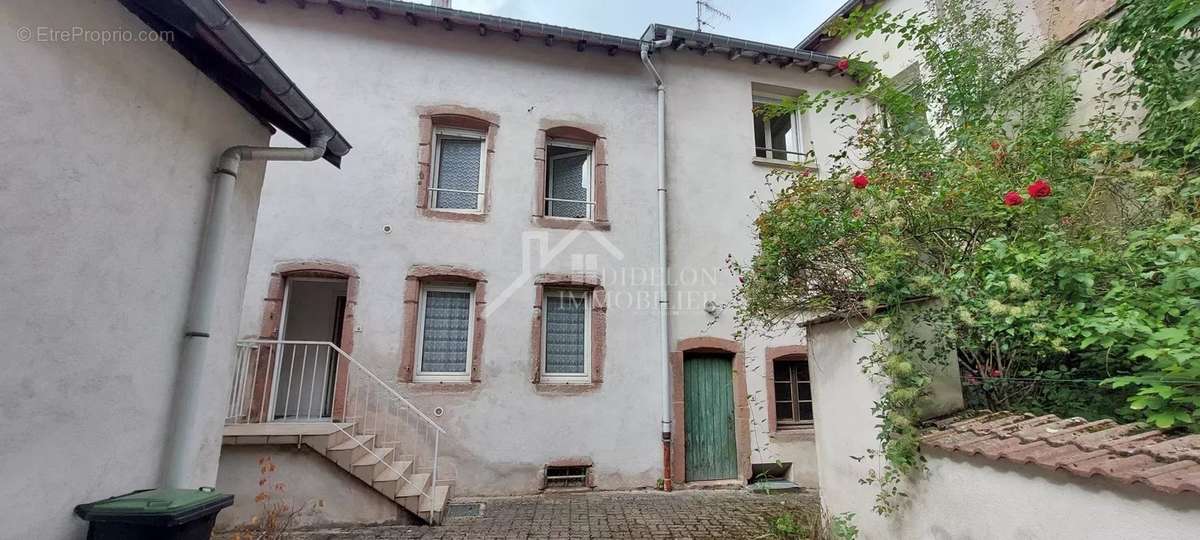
[[1027, 179, 1052, 198], [1003, 191, 1024, 206], [836, 58, 850, 71], [852, 173, 869, 189]]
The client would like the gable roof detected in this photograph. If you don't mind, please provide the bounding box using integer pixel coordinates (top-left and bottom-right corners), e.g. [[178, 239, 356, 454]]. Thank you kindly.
[[795, 0, 880, 51], [119, 0, 351, 166], [230, 0, 845, 73]]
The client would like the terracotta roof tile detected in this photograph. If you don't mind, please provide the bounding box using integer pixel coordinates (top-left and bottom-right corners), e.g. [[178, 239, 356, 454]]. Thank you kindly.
[[921, 410, 1200, 496]]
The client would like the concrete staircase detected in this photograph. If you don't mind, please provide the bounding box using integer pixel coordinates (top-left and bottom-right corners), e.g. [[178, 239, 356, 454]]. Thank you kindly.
[[223, 422, 451, 524]]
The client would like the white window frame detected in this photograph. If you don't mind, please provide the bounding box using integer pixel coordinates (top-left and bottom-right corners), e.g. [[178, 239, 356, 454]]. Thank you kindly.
[[430, 126, 487, 213], [414, 283, 474, 383], [540, 288, 592, 383], [544, 139, 595, 221], [752, 94, 806, 163]]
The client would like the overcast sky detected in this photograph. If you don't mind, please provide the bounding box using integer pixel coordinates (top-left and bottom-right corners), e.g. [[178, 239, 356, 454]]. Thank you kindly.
[[451, 0, 845, 47]]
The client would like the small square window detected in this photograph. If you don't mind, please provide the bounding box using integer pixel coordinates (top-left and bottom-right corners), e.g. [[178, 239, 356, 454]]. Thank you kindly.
[[415, 284, 474, 382], [773, 359, 813, 429], [430, 127, 486, 212], [544, 140, 594, 220], [752, 95, 804, 161], [541, 288, 590, 382]]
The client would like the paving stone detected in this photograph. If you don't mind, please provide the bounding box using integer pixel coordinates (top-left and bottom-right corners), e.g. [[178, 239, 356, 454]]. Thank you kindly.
[[228, 489, 818, 539]]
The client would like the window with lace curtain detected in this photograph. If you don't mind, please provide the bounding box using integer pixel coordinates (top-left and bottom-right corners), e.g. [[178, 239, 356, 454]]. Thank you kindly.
[[540, 288, 590, 382], [415, 284, 474, 382], [430, 126, 486, 212], [544, 140, 594, 220]]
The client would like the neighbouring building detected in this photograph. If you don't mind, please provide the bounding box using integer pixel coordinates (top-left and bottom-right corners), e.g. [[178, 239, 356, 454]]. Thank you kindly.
[[0, 0, 348, 537], [802, 2, 1200, 539], [213, 0, 866, 529]]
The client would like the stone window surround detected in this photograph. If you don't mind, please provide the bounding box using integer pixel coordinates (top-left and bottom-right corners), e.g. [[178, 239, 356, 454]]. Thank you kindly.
[[399, 265, 487, 385], [529, 273, 607, 393], [416, 105, 499, 223], [765, 345, 815, 439], [533, 122, 610, 231], [253, 260, 360, 421], [670, 336, 753, 485]]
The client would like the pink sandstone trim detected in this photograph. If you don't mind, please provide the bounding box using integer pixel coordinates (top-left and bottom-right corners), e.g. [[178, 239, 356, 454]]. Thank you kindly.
[[398, 265, 488, 384]]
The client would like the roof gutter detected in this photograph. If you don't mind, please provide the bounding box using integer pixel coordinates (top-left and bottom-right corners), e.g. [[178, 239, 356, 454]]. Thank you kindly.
[[640, 29, 674, 492]]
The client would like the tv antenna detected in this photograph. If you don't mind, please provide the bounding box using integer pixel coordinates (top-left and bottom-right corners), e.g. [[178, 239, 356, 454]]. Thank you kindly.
[[695, 0, 731, 32]]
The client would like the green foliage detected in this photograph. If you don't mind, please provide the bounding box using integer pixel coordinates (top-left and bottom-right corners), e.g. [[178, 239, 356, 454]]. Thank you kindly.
[[1084, 0, 1200, 170], [734, 0, 1200, 517], [830, 512, 859, 540], [766, 513, 812, 539]]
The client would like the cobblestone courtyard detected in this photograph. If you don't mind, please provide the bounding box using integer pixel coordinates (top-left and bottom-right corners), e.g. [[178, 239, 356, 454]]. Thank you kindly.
[[266, 489, 818, 539]]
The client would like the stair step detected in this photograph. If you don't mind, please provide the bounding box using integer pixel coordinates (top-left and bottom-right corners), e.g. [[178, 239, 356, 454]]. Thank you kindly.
[[352, 446, 393, 467], [326, 434, 375, 468], [395, 473, 431, 498], [374, 460, 414, 483], [328, 434, 374, 452], [419, 484, 450, 514]]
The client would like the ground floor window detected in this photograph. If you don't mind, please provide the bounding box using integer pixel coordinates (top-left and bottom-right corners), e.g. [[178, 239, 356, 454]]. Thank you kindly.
[[541, 288, 590, 382], [773, 360, 813, 429], [415, 284, 474, 382]]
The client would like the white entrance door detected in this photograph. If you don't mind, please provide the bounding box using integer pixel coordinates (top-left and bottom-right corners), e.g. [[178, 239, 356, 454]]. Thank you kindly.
[[270, 277, 347, 420]]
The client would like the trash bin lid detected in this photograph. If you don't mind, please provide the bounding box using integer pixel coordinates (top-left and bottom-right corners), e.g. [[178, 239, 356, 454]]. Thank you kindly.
[[75, 488, 234, 526]]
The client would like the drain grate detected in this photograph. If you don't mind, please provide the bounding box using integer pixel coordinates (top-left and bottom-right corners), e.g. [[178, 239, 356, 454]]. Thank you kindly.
[[446, 502, 483, 519]]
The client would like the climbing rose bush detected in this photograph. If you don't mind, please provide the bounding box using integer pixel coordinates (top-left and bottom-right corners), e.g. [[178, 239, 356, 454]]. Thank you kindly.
[[734, 0, 1200, 516]]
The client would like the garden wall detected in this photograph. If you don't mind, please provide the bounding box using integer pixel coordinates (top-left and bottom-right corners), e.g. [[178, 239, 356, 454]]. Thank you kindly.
[[807, 316, 1200, 539]]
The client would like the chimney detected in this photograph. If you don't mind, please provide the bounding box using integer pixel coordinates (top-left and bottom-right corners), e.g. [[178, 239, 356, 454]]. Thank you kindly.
[[432, 0, 451, 7]]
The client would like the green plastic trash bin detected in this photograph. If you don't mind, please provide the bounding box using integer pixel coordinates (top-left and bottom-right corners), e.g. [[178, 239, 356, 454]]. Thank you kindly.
[[74, 487, 234, 540]]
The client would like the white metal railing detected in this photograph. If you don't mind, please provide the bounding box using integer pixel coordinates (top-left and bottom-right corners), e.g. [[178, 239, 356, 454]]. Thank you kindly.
[[226, 339, 445, 495]]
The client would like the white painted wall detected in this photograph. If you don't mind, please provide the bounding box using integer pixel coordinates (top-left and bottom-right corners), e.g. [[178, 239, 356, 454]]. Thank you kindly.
[[896, 450, 1200, 540], [227, 0, 663, 496], [655, 50, 863, 486], [0, 1, 272, 537], [215, 446, 413, 530], [806, 316, 1200, 539], [226, 0, 866, 495]]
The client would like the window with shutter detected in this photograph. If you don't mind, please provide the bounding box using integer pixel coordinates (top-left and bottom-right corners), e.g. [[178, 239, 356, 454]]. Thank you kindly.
[[431, 127, 486, 212], [541, 288, 590, 381], [545, 141, 593, 220], [415, 285, 474, 381]]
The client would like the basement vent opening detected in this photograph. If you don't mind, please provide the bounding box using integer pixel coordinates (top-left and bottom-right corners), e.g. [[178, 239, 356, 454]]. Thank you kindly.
[[544, 465, 590, 489]]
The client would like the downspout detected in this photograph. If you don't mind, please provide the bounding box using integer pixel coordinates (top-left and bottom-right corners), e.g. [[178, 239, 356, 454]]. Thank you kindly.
[[641, 30, 673, 491], [163, 133, 333, 489]]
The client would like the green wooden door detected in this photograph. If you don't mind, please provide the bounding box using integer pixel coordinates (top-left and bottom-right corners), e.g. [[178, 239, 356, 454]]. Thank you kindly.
[[684, 356, 738, 481]]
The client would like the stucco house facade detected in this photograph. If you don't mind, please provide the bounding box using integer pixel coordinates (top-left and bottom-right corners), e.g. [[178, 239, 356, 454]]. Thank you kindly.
[[0, 0, 348, 537], [213, 0, 867, 527]]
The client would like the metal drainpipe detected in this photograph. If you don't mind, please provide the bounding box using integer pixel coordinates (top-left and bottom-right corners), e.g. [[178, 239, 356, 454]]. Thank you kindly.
[[640, 31, 673, 491], [162, 133, 333, 489]]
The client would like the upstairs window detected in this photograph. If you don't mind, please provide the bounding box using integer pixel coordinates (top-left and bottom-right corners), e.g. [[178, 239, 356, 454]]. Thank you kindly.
[[880, 64, 933, 139], [544, 140, 594, 220], [541, 288, 591, 382], [415, 284, 474, 382], [773, 359, 814, 429], [753, 95, 804, 162], [430, 127, 486, 212]]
